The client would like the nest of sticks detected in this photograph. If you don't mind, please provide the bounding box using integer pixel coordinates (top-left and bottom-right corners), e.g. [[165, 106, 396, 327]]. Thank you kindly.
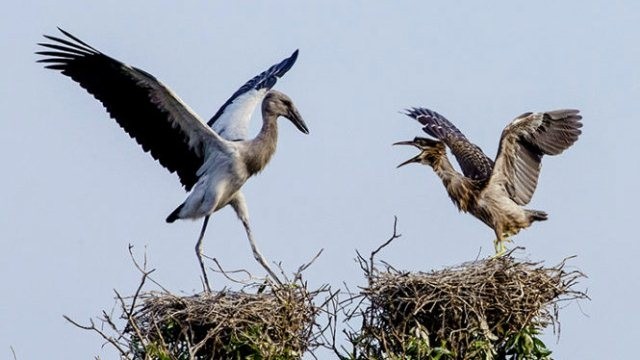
[[65, 248, 333, 360], [349, 251, 587, 359], [127, 284, 319, 359]]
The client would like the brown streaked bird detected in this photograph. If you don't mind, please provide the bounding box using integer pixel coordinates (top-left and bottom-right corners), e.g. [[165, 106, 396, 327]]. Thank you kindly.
[[395, 108, 582, 255]]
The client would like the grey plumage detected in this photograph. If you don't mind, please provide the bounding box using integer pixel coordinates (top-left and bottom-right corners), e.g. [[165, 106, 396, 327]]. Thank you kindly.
[[38, 28, 308, 288]]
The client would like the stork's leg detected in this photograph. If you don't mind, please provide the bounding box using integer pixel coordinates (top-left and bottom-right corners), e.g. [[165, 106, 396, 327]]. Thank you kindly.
[[230, 192, 283, 285], [240, 219, 283, 285], [195, 215, 211, 292]]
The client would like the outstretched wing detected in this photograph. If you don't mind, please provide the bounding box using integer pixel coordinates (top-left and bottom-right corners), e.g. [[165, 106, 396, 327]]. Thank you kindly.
[[207, 50, 298, 141], [489, 109, 582, 205], [37, 28, 228, 191], [405, 108, 494, 180]]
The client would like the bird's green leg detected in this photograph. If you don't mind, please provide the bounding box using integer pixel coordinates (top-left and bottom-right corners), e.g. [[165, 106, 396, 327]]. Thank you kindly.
[[497, 232, 514, 257], [492, 231, 510, 257], [493, 238, 505, 257]]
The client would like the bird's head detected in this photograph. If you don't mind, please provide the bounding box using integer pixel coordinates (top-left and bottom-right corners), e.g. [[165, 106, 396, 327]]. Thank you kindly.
[[393, 137, 446, 168], [263, 90, 309, 134]]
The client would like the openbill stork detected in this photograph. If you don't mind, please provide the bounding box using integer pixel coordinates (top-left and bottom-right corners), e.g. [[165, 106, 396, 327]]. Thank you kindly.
[[37, 28, 309, 289], [394, 108, 582, 255]]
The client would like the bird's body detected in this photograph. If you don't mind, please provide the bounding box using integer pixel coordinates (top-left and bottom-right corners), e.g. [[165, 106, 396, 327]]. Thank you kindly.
[[166, 93, 285, 223], [38, 29, 308, 288], [425, 149, 543, 237], [396, 108, 581, 254]]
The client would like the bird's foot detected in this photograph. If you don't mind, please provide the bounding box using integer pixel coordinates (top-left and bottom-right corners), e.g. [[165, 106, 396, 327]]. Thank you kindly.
[[492, 248, 507, 258], [492, 238, 508, 258]]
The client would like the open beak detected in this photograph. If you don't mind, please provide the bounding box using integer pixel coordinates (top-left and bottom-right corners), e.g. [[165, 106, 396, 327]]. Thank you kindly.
[[393, 140, 421, 168], [287, 107, 309, 134], [396, 154, 422, 168]]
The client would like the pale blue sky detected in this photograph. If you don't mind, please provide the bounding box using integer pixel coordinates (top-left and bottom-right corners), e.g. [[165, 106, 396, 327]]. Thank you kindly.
[[1, 1, 638, 358]]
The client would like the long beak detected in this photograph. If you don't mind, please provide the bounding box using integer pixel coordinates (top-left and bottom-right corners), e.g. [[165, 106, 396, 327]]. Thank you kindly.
[[396, 154, 422, 168], [287, 107, 309, 134], [393, 140, 418, 147], [393, 140, 421, 168]]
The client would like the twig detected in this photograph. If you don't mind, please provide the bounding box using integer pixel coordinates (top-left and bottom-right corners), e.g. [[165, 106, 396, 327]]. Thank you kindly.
[[128, 244, 169, 293], [125, 264, 154, 320], [63, 316, 129, 357], [210, 257, 253, 284], [369, 216, 401, 271], [296, 248, 324, 277]]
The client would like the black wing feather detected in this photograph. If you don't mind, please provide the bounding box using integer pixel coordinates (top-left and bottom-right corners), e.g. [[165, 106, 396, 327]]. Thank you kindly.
[[37, 29, 204, 190], [207, 49, 298, 127]]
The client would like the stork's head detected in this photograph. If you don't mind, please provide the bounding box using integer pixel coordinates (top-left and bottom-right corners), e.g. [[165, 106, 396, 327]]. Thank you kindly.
[[263, 90, 309, 134], [393, 137, 446, 168]]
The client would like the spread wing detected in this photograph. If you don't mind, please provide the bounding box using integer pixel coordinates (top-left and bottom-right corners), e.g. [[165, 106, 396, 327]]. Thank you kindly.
[[37, 28, 229, 191], [489, 109, 583, 205], [405, 108, 494, 180], [207, 50, 298, 141]]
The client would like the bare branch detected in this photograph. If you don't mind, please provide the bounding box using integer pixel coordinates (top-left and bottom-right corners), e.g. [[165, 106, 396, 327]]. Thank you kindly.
[[209, 257, 253, 284], [127, 244, 169, 293], [63, 315, 128, 357], [296, 248, 324, 278], [369, 216, 402, 273]]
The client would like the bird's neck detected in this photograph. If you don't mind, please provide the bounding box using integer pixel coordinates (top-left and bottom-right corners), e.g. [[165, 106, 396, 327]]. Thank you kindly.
[[244, 111, 278, 176], [432, 155, 475, 212]]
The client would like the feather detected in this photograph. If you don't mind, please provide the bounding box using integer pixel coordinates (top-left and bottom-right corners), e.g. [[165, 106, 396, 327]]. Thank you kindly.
[[37, 28, 227, 191], [207, 50, 299, 141], [405, 107, 494, 180], [490, 109, 582, 205]]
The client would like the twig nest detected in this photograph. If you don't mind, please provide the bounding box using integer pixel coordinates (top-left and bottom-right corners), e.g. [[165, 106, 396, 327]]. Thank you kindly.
[[353, 255, 586, 359], [128, 284, 319, 359]]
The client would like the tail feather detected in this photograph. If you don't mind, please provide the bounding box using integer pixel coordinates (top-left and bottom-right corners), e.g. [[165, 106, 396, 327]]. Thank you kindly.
[[527, 209, 548, 222], [166, 204, 184, 223]]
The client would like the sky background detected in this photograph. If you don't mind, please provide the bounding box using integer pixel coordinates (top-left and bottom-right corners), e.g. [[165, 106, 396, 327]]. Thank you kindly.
[[1, 1, 638, 359]]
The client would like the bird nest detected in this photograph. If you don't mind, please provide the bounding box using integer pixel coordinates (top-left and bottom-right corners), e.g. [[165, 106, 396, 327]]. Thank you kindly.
[[64, 249, 333, 360], [345, 251, 587, 359], [127, 285, 318, 359]]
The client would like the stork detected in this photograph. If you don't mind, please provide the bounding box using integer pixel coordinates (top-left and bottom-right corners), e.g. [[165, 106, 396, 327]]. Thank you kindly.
[[395, 108, 582, 255], [37, 28, 309, 289]]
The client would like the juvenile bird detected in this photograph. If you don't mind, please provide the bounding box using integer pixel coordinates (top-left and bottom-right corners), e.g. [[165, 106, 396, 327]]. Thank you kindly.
[[395, 108, 582, 255], [38, 28, 309, 289]]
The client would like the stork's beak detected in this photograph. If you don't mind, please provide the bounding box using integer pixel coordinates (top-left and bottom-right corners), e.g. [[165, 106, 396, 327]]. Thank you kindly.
[[286, 106, 309, 134], [393, 140, 421, 168]]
